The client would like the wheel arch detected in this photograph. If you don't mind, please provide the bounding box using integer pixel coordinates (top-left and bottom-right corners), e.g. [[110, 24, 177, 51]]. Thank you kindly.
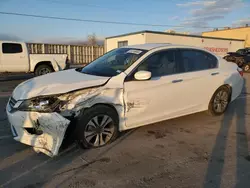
[[84, 103, 120, 120], [34, 61, 55, 72]]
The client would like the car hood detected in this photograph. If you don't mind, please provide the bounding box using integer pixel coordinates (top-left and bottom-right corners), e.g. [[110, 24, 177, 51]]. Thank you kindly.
[[12, 69, 110, 100]]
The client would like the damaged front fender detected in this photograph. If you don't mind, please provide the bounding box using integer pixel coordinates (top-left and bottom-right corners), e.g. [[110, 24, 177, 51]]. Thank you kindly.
[[58, 86, 126, 130]]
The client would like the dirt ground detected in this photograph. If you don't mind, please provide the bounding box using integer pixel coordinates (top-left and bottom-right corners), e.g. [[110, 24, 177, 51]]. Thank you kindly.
[[0, 74, 249, 188]]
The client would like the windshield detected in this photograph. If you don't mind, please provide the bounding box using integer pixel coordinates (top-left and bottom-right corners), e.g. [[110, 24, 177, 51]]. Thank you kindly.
[[80, 48, 147, 77]]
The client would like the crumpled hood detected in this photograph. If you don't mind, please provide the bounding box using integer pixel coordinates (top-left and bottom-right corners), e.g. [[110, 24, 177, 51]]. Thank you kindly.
[[12, 69, 110, 100]]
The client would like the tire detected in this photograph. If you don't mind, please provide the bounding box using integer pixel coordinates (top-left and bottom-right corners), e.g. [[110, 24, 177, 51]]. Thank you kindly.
[[76, 105, 119, 149], [35, 64, 53, 76], [243, 64, 250, 72], [208, 86, 231, 116], [236, 58, 244, 67]]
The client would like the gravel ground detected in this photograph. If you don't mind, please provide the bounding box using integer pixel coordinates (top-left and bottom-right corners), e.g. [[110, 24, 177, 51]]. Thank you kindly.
[[0, 73, 249, 188]]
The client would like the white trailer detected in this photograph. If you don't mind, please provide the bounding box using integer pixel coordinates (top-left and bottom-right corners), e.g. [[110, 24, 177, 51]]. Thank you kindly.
[[105, 30, 245, 57]]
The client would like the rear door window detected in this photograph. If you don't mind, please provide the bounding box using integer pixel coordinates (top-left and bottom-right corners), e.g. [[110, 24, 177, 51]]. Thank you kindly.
[[179, 49, 218, 72], [2, 43, 23, 54]]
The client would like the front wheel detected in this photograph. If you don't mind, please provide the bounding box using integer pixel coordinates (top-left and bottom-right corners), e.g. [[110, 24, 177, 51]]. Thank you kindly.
[[208, 86, 231, 116], [76, 105, 119, 149]]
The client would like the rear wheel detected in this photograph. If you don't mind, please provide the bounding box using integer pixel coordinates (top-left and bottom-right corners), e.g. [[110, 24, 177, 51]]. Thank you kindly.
[[76, 105, 119, 149], [35, 64, 53, 76], [243, 64, 250, 72], [208, 86, 231, 116]]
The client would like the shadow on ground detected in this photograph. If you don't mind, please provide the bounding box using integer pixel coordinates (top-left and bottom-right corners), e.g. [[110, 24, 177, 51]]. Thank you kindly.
[[203, 79, 250, 188], [0, 119, 137, 188]]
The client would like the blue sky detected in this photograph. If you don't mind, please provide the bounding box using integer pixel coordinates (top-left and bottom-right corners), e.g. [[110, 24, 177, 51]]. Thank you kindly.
[[0, 0, 250, 42]]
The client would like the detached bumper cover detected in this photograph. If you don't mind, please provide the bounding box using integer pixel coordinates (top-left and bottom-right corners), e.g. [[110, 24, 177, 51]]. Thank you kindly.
[[6, 108, 70, 157]]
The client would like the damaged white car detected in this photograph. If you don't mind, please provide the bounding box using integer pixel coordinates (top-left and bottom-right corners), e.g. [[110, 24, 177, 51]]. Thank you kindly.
[[6, 43, 243, 157]]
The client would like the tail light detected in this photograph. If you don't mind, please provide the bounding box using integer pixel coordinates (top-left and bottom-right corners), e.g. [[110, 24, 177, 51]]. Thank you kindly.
[[237, 67, 243, 77]]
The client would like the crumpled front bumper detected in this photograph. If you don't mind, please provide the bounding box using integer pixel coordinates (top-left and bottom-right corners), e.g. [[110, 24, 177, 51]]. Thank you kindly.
[[6, 106, 70, 157]]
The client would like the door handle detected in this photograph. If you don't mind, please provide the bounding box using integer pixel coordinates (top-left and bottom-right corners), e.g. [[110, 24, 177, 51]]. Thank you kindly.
[[211, 72, 219, 76], [172, 79, 183, 83]]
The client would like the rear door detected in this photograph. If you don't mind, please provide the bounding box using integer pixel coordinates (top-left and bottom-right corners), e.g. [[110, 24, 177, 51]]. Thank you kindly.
[[0, 42, 29, 72], [177, 48, 221, 110]]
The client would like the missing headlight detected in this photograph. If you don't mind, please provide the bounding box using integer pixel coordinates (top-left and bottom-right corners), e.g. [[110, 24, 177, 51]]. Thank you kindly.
[[25, 128, 43, 135]]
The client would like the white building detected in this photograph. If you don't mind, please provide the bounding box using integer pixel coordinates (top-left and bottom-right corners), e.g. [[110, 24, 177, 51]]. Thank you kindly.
[[105, 30, 244, 57]]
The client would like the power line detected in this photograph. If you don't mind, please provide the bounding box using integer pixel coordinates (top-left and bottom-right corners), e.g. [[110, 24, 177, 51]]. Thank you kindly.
[[34, 0, 186, 17], [36, 0, 189, 9], [0, 11, 222, 29]]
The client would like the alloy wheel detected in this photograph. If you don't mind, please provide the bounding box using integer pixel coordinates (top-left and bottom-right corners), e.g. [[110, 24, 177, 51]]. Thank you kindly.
[[213, 90, 229, 113], [84, 115, 115, 147], [244, 65, 250, 72]]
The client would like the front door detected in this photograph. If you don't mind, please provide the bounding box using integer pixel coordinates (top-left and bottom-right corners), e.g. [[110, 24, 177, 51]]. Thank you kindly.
[[0, 42, 29, 72], [124, 49, 188, 128]]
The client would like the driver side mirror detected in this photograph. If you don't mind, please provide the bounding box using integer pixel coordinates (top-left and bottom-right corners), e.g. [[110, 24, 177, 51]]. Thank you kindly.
[[134, 70, 152, 81]]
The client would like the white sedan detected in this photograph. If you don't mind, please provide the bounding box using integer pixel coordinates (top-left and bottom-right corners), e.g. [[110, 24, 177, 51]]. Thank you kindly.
[[6, 43, 243, 157]]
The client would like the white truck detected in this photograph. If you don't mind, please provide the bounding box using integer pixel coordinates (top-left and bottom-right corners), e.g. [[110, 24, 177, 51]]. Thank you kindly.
[[0, 41, 69, 76]]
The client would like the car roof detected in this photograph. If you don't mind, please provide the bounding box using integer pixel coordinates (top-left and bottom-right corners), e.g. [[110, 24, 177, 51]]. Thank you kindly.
[[121, 43, 220, 57], [0, 40, 24, 44], [121, 43, 172, 50], [121, 43, 209, 51]]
